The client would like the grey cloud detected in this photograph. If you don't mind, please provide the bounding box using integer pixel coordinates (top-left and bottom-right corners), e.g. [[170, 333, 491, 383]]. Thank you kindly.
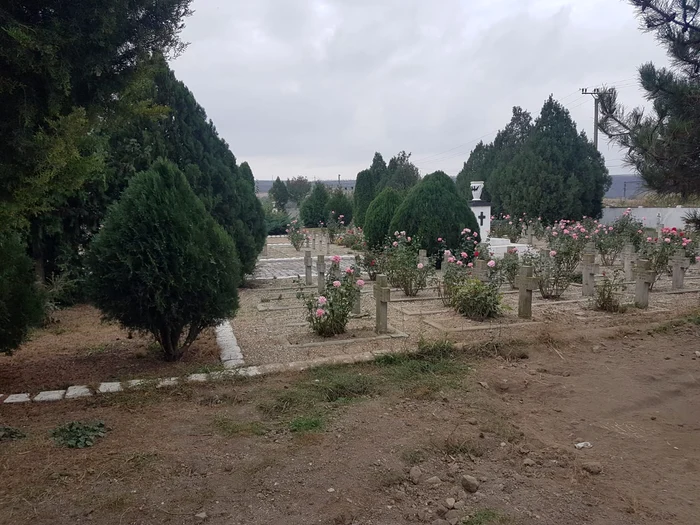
[[172, 0, 670, 179]]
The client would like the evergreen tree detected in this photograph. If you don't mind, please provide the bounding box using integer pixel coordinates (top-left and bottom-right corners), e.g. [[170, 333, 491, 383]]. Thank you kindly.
[[599, 0, 700, 197], [456, 141, 494, 201], [353, 169, 375, 228], [239, 162, 255, 187], [300, 183, 330, 227], [86, 160, 240, 361], [0, 231, 44, 354], [484, 107, 534, 212], [325, 189, 354, 225], [369, 152, 389, 189], [0, 0, 192, 232], [384, 151, 421, 191], [497, 97, 610, 222], [269, 177, 290, 211], [33, 57, 265, 280], [390, 171, 480, 255], [286, 176, 312, 204], [364, 188, 404, 248]]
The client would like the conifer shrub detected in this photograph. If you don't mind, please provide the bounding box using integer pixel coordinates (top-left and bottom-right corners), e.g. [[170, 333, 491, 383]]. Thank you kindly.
[[353, 169, 375, 228], [325, 188, 354, 226], [86, 160, 241, 361], [300, 183, 330, 227], [364, 187, 403, 248], [389, 171, 479, 255], [0, 231, 44, 354]]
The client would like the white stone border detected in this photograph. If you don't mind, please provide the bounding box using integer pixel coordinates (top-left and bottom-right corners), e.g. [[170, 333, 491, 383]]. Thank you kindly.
[[215, 320, 244, 369], [0, 350, 397, 405]]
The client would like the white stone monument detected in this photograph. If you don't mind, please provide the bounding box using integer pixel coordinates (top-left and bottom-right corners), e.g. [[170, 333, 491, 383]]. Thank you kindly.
[[470, 181, 492, 238]]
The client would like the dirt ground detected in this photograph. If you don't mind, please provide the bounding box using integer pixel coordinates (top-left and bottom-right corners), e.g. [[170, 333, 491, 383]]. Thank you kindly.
[[0, 306, 220, 393], [2, 312, 699, 525]]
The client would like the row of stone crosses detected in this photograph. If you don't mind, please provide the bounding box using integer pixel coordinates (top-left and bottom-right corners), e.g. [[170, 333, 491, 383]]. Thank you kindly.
[[297, 239, 691, 333]]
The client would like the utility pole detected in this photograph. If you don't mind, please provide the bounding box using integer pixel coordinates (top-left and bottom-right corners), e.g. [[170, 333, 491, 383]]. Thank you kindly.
[[581, 87, 614, 149]]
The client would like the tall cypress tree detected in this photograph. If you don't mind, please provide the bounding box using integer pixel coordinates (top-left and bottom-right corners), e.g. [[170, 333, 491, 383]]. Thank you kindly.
[[33, 57, 265, 280], [353, 169, 375, 228], [497, 97, 610, 222], [384, 151, 421, 191], [269, 177, 290, 211]]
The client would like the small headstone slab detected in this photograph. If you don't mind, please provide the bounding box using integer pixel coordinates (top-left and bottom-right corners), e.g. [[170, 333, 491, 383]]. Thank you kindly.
[[34, 390, 66, 402]]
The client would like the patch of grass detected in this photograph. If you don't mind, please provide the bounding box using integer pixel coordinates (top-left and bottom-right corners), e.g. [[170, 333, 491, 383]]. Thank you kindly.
[[51, 421, 108, 448], [83, 344, 107, 357], [463, 509, 510, 524], [213, 416, 267, 437], [464, 509, 511, 524], [258, 387, 320, 416], [311, 367, 378, 402], [289, 415, 324, 433], [0, 425, 26, 441], [374, 341, 469, 398], [192, 363, 226, 374]]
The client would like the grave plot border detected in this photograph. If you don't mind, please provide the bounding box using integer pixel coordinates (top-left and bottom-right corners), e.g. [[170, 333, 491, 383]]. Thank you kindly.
[[281, 326, 409, 349]]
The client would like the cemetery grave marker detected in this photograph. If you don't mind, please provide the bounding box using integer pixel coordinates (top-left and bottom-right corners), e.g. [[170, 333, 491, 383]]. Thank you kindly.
[[374, 274, 390, 334], [515, 265, 538, 319], [635, 259, 655, 309]]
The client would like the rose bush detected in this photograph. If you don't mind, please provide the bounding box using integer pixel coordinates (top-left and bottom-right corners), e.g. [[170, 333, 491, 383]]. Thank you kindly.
[[298, 264, 363, 336]]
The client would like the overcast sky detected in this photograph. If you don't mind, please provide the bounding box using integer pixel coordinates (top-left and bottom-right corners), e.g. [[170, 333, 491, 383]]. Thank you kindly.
[[171, 0, 670, 181]]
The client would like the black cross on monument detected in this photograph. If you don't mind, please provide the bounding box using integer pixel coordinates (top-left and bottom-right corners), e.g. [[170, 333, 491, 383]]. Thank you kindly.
[[478, 211, 486, 227]]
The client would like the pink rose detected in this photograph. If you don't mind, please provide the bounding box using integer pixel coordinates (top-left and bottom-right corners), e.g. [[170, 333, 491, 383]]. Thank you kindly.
[[552, 231, 558, 236], [417, 263, 424, 269], [664, 238, 671, 243], [467, 262, 473, 268], [550, 250, 557, 257], [331, 255, 341, 263], [647, 237, 652, 242], [407, 237, 411, 242], [357, 279, 365, 287], [332, 281, 341, 288], [461, 252, 468, 259], [487, 260, 496, 268], [318, 296, 327, 305], [444, 250, 452, 257], [392, 241, 398, 247], [448, 256, 456, 263], [457, 260, 464, 266], [437, 237, 443, 242], [394, 231, 399, 236], [315, 308, 325, 317]]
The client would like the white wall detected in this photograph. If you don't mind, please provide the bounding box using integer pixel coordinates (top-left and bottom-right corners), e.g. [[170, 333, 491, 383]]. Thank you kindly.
[[601, 206, 699, 230]]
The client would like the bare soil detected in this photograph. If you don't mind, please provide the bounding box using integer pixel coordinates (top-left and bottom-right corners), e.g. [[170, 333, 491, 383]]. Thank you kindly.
[[0, 305, 220, 393], [1, 314, 699, 525]]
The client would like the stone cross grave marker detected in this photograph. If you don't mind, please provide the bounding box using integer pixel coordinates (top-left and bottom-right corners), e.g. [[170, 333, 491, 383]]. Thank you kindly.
[[474, 259, 490, 283], [581, 252, 599, 297], [374, 274, 390, 334], [634, 258, 655, 309], [316, 254, 326, 294], [671, 250, 690, 290], [262, 243, 268, 256], [526, 225, 535, 246], [326, 235, 330, 254], [515, 265, 538, 319], [622, 243, 637, 282], [305, 236, 310, 249], [312, 234, 316, 250], [304, 250, 313, 286]]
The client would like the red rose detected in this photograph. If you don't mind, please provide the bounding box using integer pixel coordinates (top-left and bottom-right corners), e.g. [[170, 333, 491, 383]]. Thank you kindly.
[[474, 251, 480, 257]]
